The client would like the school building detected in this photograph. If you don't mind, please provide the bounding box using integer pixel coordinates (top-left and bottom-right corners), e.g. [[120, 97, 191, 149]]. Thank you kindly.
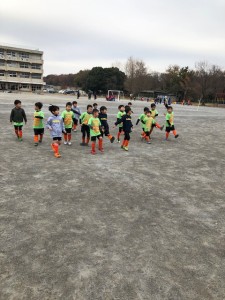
[[0, 44, 44, 92]]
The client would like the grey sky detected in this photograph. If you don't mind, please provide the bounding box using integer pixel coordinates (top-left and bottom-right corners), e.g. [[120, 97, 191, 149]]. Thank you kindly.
[[1, 0, 224, 75]]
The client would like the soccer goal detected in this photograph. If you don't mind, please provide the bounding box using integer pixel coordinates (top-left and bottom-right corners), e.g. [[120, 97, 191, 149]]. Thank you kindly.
[[107, 90, 124, 102]]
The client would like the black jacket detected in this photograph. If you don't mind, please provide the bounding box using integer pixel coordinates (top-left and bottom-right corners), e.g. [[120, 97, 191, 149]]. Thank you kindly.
[[98, 112, 109, 130], [115, 114, 133, 133], [10, 108, 27, 123]]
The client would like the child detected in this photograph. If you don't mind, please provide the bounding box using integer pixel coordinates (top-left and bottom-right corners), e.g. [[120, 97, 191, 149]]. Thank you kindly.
[[80, 104, 93, 146], [136, 107, 149, 139], [99, 106, 115, 143], [71, 101, 81, 132], [33, 102, 44, 146], [46, 105, 65, 158], [165, 105, 179, 140], [61, 102, 75, 145], [114, 106, 133, 151], [150, 103, 164, 135], [88, 109, 103, 155], [93, 103, 98, 110], [10, 99, 27, 141], [116, 104, 125, 143], [142, 110, 156, 144]]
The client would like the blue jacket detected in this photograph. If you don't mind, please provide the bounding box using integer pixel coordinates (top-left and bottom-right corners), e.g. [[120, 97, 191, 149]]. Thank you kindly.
[[46, 115, 65, 138]]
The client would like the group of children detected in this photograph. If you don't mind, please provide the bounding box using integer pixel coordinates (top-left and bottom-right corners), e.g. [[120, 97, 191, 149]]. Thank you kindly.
[[10, 100, 179, 158]]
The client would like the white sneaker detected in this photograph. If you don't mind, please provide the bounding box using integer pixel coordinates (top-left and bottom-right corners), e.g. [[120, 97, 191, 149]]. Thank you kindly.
[[73, 129, 77, 132], [68, 141, 72, 145], [64, 141, 68, 145]]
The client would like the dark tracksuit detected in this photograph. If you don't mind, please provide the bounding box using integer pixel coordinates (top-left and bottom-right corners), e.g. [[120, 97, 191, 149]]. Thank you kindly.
[[99, 112, 110, 136], [10, 107, 27, 128]]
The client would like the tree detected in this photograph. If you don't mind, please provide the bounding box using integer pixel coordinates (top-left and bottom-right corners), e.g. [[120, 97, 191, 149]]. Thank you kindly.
[[74, 70, 90, 90]]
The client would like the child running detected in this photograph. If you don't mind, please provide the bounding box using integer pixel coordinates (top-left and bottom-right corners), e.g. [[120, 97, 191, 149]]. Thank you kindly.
[[114, 106, 133, 151], [116, 104, 125, 143], [165, 105, 179, 140], [46, 105, 65, 158], [80, 104, 93, 146], [136, 107, 149, 139], [71, 101, 81, 132], [10, 99, 27, 141], [88, 109, 104, 155], [61, 102, 75, 145], [99, 106, 115, 143], [150, 103, 164, 135], [33, 102, 44, 146]]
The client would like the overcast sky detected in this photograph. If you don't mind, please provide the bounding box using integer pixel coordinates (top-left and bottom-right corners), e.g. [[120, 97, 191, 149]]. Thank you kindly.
[[1, 0, 224, 75]]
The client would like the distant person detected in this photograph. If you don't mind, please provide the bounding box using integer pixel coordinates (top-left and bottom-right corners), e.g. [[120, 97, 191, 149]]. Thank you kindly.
[[88, 109, 104, 155], [80, 104, 93, 146], [93, 91, 97, 100], [71, 101, 81, 132], [61, 102, 75, 145], [10, 99, 27, 141], [165, 105, 179, 141], [33, 102, 44, 146], [46, 105, 65, 158], [77, 90, 80, 99], [93, 103, 98, 110], [116, 104, 125, 143], [99, 106, 115, 143], [88, 91, 92, 100], [114, 105, 133, 151]]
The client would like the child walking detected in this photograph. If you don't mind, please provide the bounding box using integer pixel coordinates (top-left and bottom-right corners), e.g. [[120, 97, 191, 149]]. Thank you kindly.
[[165, 105, 179, 140], [46, 105, 65, 158], [33, 102, 44, 146], [10, 99, 27, 141], [71, 101, 81, 132], [99, 106, 115, 143], [88, 109, 104, 155], [61, 102, 75, 145], [116, 105, 125, 143], [142, 110, 156, 144], [80, 104, 93, 146], [114, 106, 133, 151]]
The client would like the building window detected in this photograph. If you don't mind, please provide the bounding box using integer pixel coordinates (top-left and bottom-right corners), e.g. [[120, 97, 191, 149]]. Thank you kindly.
[[0, 61, 4, 66], [0, 49, 4, 55], [31, 73, 41, 79], [20, 73, 30, 78], [22, 84, 29, 89], [31, 64, 41, 70], [20, 63, 29, 68], [9, 72, 17, 77], [8, 62, 18, 67], [7, 51, 16, 57], [0, 71, 5, 76], [19, 52, 29, 59]]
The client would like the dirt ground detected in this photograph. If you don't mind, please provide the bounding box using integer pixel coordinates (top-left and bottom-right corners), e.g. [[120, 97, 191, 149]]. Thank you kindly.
[[0, 93, 225, 300]]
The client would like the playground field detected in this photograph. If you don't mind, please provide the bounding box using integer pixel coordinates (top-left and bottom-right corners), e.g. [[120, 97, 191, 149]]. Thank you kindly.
[[0, 93, 225, 300]]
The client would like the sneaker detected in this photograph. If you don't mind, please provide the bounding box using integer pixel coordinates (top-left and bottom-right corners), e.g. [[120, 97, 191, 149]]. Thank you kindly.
[[123, 146, 128, 151], [163, 138, 169, 141], [80, 142, 86, 146], [99, 148, 104, 153], [160, 125, 164, 131], [73, 129, 77, 132], [91, 150, 96, 155], [34, 143, 38, 146], [68, 141, 72, 145], [110, 136, 115, 143], [39, 140, 42, 143], [121, 145, 124, 149], [175, 134, 179, 138], [54, 153, 61, 158], [18, 138, 23, 142], [147, 141, 151, 144], [64, 141, 68, 145], [117, 139, 120, 143]]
